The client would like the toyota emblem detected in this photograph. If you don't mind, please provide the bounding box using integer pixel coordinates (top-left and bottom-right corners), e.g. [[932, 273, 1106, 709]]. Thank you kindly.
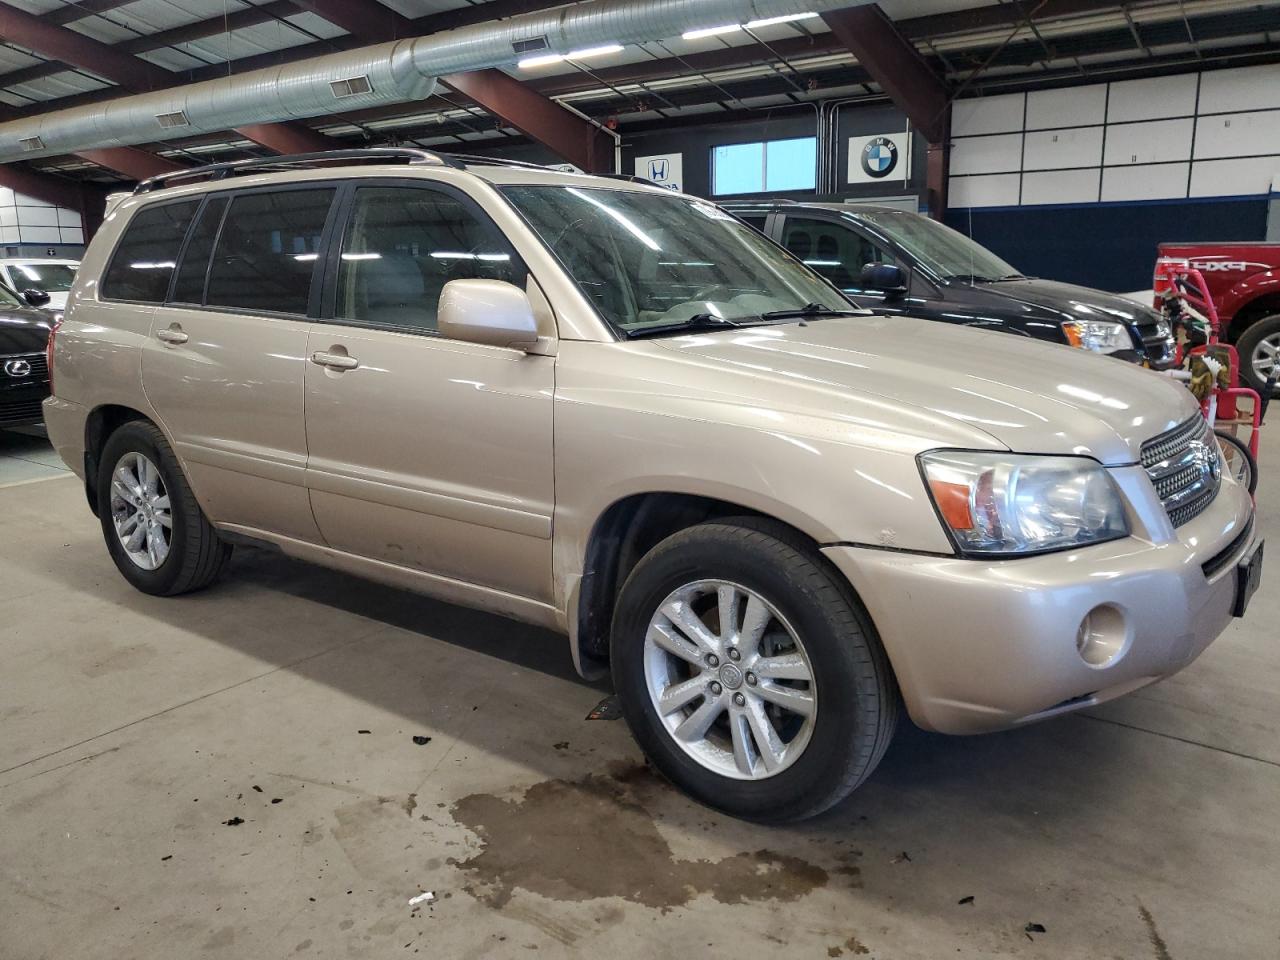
[[4, 359, 31, 378]]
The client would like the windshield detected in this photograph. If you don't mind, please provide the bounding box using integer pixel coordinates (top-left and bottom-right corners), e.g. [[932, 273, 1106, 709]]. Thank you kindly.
[[857, 211, 1020, 282], [0, 283, 22, 307], [501, 185, 847, 334], [8, 262, 75, 292]]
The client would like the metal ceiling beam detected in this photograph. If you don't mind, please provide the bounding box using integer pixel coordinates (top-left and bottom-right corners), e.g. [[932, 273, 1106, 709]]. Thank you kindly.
[[897, 0, 1125, 39], [232, 122, 339, 155], [75, 147, 187, 181], [283, 0, 614, 170], [0, 0, 337, 161], [45, 0, 135, 27], [822, 5, 950, 143]]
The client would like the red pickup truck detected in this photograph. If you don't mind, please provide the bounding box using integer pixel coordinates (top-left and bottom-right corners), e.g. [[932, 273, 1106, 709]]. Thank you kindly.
[[1155, 242, 1280, 395]]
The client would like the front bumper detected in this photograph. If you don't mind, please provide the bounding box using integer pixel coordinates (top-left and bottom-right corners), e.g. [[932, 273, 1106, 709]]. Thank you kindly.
[[822, 475, 1255, 734]]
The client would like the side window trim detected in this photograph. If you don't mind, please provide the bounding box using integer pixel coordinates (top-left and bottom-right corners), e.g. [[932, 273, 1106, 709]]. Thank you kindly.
[[316, 177, 528, 338], [165, 193, 230, 306], [100, 196, 202, 305]]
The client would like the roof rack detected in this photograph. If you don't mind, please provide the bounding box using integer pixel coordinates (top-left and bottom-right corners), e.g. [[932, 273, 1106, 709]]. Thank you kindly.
[[440, 153, 551, 170], [133, 147, 461, 194]]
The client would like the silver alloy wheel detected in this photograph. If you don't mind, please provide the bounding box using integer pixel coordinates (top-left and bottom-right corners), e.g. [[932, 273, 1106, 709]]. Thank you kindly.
[[1250, 332, 1280, 389], [643, 579, 817, 780], [109, 451, 172, 571]]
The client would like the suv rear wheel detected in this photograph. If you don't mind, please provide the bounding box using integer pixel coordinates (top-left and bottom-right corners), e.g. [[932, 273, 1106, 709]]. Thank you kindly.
[[98, 420, 231, 595], [1235, 314, 1280, 397], [611, 519, 898, 822]]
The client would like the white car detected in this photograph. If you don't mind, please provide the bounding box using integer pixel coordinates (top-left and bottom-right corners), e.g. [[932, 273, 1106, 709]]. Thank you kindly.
[[0, 258, 79, 311]]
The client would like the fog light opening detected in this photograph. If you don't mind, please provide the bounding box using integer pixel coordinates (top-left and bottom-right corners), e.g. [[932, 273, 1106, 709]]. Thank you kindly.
[[1076, 604, 1129, 668]]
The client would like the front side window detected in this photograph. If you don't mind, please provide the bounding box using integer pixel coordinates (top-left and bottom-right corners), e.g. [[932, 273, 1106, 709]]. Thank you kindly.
[[335, 186, 518, 333], [206, 188, 334, 315], [782, 218, 892, 292], [502, 185, 845, 335], [102, 199, 200, 302], [858, 210, 1020, 283], [9, 262, 75, 292], [712, 137, 817, 195]]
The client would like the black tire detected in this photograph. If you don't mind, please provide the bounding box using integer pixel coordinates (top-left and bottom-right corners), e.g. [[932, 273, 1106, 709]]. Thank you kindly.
[[611, 518, 899, 823], [1215, 429, 1258, 496], [1234, 314, 1280, 398], [97, 419, 231, 596]]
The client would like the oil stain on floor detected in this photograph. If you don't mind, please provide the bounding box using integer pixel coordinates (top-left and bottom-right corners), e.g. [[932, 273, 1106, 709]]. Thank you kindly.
[[450, 764, 828, 909]]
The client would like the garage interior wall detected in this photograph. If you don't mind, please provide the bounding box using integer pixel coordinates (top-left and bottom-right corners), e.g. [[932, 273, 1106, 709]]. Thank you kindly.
[[0, 188, 86, 258], [947, 62, 1280, 292]]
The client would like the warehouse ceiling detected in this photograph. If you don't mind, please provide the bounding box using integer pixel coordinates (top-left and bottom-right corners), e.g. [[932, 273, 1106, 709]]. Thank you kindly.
[[1, 0, 1279, 184]]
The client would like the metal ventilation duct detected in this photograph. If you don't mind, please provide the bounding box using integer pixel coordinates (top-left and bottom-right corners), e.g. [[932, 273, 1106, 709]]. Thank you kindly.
[[0, 0, 866, 163]]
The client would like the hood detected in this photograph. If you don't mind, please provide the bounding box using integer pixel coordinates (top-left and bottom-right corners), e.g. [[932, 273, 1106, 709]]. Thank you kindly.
[[655, 315, 1198, 465], [972, 277, 1162, 328], [0, 301, 53, 355]]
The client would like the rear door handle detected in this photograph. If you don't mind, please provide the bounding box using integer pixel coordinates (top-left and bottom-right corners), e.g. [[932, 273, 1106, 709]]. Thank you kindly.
[[310, 351, 359, 370], [156, 325, 188, 345]]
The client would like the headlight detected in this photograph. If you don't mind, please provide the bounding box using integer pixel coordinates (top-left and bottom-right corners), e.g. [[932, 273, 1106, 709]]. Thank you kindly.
[[1062, 318, 1134, 353], [920, 451, 1129, 556]]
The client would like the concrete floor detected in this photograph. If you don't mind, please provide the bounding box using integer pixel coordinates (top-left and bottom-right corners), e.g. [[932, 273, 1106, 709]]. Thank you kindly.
[[1, 427, 1278, 960]]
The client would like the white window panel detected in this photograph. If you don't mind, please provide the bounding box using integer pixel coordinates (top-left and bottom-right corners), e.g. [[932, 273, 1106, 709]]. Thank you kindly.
[[1020, 168, 1100, 205], [15, 194, 51, 208], [0, 227, 16, 244], [1022, 126, 1103, 170], [0, 208, 15, 227], [1190, 158, 1280, 197], [1103, 118, 1194, 166], [0, 188, 13, 207], [1101, 163, 1190, 202], [1197, 64, 1280, 115], [60, 228, 85, 245], [952, 93, 1025, 136], [1193, 111, 1280, 161], [949, 133, 1023, 176], [948, 173, 1020, 208], [1025, 84, 1107, 130], [16, 206, 58, 226], [1107, 74, 1198, 123], [56, 208, 80, 227], [18, 226, 61, 243]]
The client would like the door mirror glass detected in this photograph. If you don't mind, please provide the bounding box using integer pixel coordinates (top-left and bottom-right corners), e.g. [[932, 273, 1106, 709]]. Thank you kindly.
[[437, 279, 538, 350], [859, 262, 907, 294], [22, 288, 50, 307]]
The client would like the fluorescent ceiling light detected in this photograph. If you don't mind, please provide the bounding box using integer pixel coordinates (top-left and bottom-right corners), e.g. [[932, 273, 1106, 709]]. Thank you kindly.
[[519, 43, 623, 69], [745, 12, 819, 28], [682, 24, 741, 40]]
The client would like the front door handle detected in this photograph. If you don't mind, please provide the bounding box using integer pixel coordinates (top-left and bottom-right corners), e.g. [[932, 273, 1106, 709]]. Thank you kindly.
[[156, 325, 188, 345], [311, 351, 359, 371]]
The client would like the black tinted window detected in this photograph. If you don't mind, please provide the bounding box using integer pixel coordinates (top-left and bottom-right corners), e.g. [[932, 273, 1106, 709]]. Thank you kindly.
[[206, 188, 334, 315], [171, 196, 228, 304], [102, 200, 200, 302], [335, 186, 517, 333]]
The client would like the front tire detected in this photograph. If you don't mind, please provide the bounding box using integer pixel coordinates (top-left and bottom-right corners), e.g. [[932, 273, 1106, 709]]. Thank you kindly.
[[98, 420, 231, 596], [611, 519, 898, 822]]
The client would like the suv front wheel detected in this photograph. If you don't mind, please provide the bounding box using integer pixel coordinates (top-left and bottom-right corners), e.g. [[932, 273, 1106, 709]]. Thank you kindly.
[[98, 420, 231, 595], [612, 519, 899, 822]]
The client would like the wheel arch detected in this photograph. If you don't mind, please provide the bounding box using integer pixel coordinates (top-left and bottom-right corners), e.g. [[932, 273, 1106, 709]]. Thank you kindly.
[[1225, 289, 1280, 342], [83, 403, 157, 515]]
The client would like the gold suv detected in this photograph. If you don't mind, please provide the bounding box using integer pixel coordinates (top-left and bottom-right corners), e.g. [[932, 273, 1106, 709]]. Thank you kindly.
[[45, 150, 1261, 821]]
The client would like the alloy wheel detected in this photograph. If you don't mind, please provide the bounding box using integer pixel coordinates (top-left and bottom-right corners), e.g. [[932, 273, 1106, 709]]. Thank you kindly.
[[110, 451, 172, 571]]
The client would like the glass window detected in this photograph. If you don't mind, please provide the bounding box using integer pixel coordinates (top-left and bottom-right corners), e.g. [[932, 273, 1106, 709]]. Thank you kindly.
[[502, 185, 846, 335], [734, 213, 768, 233], [782, 217, 892, 292], [206, 188, 334, 315], [102, 200, 200, 302], [9, 262, 75, 293], [171, 196, 228, 304], [712, 137, 816, 196], [857, 210, 1021, 283], [335, 186, 518, 333]]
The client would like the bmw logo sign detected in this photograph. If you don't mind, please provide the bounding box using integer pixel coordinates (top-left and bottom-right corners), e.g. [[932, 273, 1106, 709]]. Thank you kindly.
[[861, 137, 898, 178]]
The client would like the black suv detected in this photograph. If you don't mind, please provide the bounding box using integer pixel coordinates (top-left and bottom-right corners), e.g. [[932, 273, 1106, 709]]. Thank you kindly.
[[722, 200, 1175, 368], [0, 283, 54, 428]]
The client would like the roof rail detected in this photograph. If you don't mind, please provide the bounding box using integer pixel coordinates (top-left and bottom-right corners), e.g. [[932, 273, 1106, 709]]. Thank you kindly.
[[132, 147, 460, 194], [441, 153, 550, 170]]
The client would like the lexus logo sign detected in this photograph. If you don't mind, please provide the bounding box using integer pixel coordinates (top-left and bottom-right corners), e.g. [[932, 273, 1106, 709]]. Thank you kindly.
[[4, 359, 31, 378]]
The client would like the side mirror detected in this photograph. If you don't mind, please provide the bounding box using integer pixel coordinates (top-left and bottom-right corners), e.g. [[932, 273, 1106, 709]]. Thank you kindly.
[[437, 279, 539, 350], [22, 288, 50, 307], [859, 262, 907, 297]]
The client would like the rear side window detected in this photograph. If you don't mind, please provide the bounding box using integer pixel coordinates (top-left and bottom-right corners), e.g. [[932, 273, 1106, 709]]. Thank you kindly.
[[171, 195, 229, 304], [101, 199, 200, 302], [206, 188, 334, 315]]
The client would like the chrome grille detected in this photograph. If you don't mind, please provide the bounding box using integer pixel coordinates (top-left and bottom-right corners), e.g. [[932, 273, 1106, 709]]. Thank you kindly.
[[1, 352, 48, 379], [1141, 416, 1221, 527]]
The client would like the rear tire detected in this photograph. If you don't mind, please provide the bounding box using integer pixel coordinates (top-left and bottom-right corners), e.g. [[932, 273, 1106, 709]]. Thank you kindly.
[[97, 420, 231, 596], [611, 518, 898, 823], [1234, 314, 1280, 398]]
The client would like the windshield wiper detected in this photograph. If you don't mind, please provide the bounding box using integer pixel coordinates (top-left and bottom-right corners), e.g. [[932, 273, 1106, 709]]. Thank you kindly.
[[942, 273, 999, 283], [625, 313, 746, 339], [759, 302, 866, 321]]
